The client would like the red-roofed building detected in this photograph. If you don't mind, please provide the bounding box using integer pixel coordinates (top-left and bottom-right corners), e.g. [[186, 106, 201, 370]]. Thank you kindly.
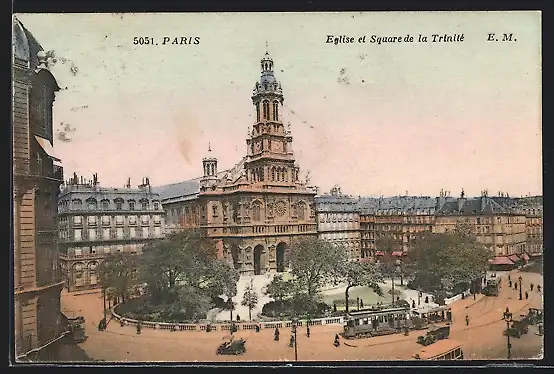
[[489, 256, 516, 271]]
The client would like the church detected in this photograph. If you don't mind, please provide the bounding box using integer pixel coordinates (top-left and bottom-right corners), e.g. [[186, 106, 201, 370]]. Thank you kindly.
[[155, 51, 318, 275]]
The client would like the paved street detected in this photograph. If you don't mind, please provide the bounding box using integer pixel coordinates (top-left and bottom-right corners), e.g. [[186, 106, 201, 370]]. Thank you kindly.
[[60, 269, 543, 362]]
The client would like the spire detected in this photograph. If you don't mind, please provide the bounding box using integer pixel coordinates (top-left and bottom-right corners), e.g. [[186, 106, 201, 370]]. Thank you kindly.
[[265, 40, 268, 55], [208, 142, 212, 152]]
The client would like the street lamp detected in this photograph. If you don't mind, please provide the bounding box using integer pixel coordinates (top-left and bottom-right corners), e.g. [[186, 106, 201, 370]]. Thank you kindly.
[[503, 311, 513, 359], [518, 276, 523, 300], [391, 259, 401, 307], [292, 318, 299, 362], [398, 257, 404, 286]]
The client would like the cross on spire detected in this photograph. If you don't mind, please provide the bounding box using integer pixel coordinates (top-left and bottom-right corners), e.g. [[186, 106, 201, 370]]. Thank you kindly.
[[265, 41, 269, 55], [208, 142, 211, 152]]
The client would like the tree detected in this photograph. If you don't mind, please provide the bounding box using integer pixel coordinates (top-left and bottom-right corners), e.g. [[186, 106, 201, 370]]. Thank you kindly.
[[289, 238, 347, 299], [375, 236, 399, 255], [340, 260, 384, 313], [408, 228, 494, 293], [97, 252, 139, 304], [264, 274, 292, 302], [140, 229, 238, 320], [241, 279, 259, 321]]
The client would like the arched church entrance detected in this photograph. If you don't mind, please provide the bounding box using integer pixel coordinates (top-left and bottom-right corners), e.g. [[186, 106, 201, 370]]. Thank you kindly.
[[254, 245, 264, 275], [276, 242, 287, 273], [231, 245, 240, 270]]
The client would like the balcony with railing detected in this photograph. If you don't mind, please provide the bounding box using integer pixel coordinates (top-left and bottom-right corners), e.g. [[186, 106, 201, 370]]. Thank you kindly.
[[13, 157, 63, 182]]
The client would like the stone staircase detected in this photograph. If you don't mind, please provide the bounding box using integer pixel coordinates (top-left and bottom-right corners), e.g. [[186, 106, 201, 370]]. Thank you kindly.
[[214, 273, 275, 322]]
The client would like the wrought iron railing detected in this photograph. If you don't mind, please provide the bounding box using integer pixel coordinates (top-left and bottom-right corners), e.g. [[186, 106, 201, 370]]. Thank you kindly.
[[13, 157, 63, 181]]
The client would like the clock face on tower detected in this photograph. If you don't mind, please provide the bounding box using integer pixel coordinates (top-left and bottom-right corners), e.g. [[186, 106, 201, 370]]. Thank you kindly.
[[275, 201, 287, 216], [255, 142, 261, 152]]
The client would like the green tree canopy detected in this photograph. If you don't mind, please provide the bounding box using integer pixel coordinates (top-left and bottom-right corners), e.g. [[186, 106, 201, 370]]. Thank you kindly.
[[97, 252, 139, 303], [339, 260, 384, 312], [264, 274, 292, 302], [408, 224, 494, 291], [289, 237, 347, 298], [241, 280, 259, 321]]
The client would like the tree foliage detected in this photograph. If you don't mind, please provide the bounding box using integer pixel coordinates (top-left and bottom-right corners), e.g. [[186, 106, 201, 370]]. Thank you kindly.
[[289, 237, 347, 298], [97, 252, 139, 303], [102, 229, 239, 321], [408, 226, 494, 291], [241, 280, 259, 321], [264, 274, 292, 302], [339, 260, 384, 312]]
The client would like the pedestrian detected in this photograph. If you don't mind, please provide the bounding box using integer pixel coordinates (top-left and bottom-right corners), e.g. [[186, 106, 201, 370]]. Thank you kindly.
[[236, 314, 241, 322], [333, 303, 337, 313], [255, 324, 260, 333], [538, 323, 544, 336], [473, 291, 476, 300], [509, 280, 512, 287], [424, 296, 429, 304], [514, 283, 518, 290], [447, 311, 452, 322], [274, 327, 280, 341], [289, 334, 295, 347], [412, 300, 416, 309], [505, 307, 510, 315], [334, 334, 340, 347], [136, 321, 142, 335], [360, 299, 364, 308], [120, 319, 125, 328], [525, 291, 529, 300], [530, 283, 534, 291], [537, 285, 541, 292], [206, 323, 212, 333], [306, 326, 311, 338], [508, 274, 511, 282], [465, 315, 469, 326]]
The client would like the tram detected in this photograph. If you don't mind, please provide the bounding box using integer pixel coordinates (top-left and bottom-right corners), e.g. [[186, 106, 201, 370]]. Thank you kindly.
[[483, 277, 501, 296], [412, 340, 464, 360], [342, 306, 412, 339]]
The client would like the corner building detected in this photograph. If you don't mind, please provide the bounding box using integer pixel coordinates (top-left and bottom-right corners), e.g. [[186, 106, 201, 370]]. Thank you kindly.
[[156, 51, 317, 275], [12, 18, 66, 359], [57, 175, 165, 292]]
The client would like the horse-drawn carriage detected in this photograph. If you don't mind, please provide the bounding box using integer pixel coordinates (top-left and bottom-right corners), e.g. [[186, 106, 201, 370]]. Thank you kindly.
[[504, 319, 529, 338]]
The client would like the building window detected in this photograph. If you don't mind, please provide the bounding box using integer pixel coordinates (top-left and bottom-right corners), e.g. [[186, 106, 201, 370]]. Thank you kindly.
[[102, 216, 111, 225], [252, 202, 261, 222], [130, 227, 136, 238], [102, 200, 110, 210], [87, 216, 97, 226], [142, 227, 149, 238], [72, 199, 82, 210], [141, 200, 149, 210], [298, 202, 306, 220], [212, 205, 218, 217], [74, 248, 82, 256], [141, 215, 150, 225], [154, 226, 161, 237], [129, 201, 135, 210], [273, 101, 279, 121], [103, 228, 110, 240], [129, 215, 137, 225], [256, 102, 260, 122], [87, 199, 97, 210], [73, 216, 82, 225], [153, 201, 160, 210], [88, 229, 96, 241], [263, 100, 269, 119], [116, 201, 123, 211], [117, 228, 124, 239], [74, 229, 82, 241]]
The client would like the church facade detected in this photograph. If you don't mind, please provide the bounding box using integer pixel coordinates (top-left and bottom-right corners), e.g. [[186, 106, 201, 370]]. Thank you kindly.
[[155, 51, 318, 275]]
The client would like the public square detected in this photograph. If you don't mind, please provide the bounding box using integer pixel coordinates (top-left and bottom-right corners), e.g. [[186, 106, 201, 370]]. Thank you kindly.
[[61, 268, 543, 362]]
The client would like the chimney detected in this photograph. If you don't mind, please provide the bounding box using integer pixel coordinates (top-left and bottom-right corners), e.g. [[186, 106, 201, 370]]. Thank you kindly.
[[480, 195, 487, 211], [457, 189, 466, 212]]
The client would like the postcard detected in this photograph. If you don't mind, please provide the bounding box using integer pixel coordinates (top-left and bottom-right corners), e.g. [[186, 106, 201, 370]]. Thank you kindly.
[[12, 11, 542, 364]]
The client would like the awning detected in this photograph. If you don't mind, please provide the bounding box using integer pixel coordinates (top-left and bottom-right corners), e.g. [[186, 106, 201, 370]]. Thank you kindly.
[[375, 251, 385, 256], [521, 253, 530, 262], [529, 252, 542, 257], [490, 256, 514, 265], [35, 135, 61, 162], [508, 254, 521, 263], [391, 251, 405, 256]]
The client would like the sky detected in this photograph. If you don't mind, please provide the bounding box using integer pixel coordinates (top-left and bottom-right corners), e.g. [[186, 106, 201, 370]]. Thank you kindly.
[[15, 12, 542, 198]]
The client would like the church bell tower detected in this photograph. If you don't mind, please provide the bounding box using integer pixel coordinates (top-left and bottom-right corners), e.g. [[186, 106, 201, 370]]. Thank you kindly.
[[245, 49, 299, 187], [200, 143, 218, 190]]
